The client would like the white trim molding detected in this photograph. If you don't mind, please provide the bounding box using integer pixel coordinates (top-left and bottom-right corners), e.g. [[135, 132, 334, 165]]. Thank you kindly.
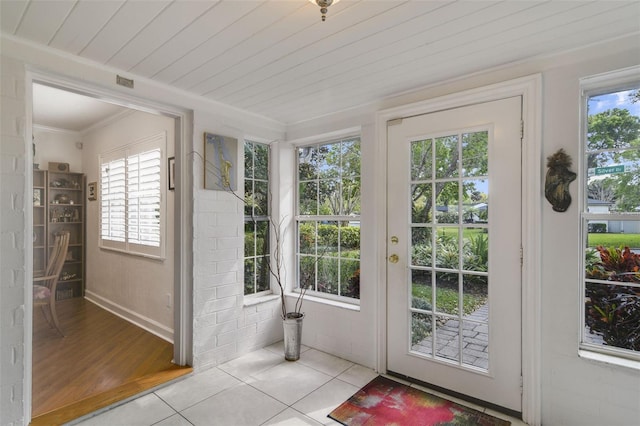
[[375, 74, 543, 426], [85, 291, 174, 343]]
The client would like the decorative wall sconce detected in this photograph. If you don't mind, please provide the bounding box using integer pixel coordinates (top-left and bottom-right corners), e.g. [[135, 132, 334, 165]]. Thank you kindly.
[[545, 149, 577, 212]]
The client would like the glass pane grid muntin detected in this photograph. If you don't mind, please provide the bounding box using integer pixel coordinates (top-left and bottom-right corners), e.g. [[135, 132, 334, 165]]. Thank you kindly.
[[408, 130, 490, 371]]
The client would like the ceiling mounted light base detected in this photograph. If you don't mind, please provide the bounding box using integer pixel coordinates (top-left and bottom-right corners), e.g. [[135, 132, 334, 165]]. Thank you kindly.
[[309, 0, 340, 22]]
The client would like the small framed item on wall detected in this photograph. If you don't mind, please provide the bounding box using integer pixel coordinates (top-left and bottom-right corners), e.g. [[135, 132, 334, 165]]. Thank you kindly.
[[87, 181, 97, 201], [33, 188, 43, 206], [168, 157, 175, 190]]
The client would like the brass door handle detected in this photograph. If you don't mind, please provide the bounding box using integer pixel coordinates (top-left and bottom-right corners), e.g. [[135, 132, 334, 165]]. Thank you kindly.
[[388, 254, 399, 263]]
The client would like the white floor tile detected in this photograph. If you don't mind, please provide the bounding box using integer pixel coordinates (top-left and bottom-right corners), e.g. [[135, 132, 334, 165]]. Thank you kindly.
[[154, 367, 240, 412], [261, 408, 324, 425], [247, 361, 333, 405], [152, 414, 193, 426], [181, 383, 286, 426], [291, 378, 360, 425], [297, 349, 354, 377], [218, 348, 283, 380], [69, 346, 531, 426], [71, 393, 175, 426], [336, 364, 378, 388], [264, 340, 310, 356]]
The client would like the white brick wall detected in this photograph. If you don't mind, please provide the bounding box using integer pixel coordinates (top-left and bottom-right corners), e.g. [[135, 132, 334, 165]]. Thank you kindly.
[[1, 55, 27, 426], [190, 184, 283, 371]]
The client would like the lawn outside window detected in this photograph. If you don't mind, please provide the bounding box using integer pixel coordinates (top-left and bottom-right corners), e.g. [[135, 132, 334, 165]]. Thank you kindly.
[[580, 70, 640, 362], [296, 137, 361, 302]]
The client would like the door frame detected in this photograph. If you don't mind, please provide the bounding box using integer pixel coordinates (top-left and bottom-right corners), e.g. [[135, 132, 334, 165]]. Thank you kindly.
[[24, 70, 194, 423], [375, 75, 542, 425]]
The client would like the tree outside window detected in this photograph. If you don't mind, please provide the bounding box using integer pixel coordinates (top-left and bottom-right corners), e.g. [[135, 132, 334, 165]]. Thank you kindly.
[[297, 137, 361, 300]]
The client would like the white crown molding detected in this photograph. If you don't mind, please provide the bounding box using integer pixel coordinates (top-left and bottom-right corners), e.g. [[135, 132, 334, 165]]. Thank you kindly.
[[80, 108, 136, 135], [32, 124, 80, 136]]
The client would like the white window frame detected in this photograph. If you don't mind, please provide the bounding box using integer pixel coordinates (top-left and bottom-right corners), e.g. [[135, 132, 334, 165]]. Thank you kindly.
[[244, 140, 272, 298], [579, 66, 640, 363], [295, 135, 362, 304], [99, 132, 167, 260]]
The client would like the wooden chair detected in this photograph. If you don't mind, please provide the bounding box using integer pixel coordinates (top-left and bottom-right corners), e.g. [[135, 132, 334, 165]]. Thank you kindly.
[[33, 231, 70, 336]]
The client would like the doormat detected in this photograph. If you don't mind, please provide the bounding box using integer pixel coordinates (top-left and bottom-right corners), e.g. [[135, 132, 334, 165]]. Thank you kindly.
[[328, 376, 511, 426]]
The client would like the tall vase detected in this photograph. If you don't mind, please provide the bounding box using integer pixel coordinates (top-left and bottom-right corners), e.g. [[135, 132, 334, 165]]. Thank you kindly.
[[283, 312, 304, 361]]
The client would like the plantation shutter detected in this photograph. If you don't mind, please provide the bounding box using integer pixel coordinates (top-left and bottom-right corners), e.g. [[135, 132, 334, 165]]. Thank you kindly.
[[101, 157, 126, 243], [127, 149, 161, 247], [99, 132, 166, 259]]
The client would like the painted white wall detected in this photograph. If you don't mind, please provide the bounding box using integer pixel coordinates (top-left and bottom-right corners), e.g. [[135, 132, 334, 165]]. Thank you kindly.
[[82, 110, 175, 340], [287, 35, 640, 426], [32, 127, 83, 173]]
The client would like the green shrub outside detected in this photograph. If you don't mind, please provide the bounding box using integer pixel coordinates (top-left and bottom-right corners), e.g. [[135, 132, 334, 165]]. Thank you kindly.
[[299, 223, 360, 250], [585, 245, 640, 351]]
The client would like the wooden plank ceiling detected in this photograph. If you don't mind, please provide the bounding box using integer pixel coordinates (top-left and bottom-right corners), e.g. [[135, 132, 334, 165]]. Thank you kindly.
[[2, 0, 639, 125]]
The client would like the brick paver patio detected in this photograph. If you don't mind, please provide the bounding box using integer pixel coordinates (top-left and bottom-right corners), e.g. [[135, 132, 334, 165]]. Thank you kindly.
[[412, 304, 489, 369]]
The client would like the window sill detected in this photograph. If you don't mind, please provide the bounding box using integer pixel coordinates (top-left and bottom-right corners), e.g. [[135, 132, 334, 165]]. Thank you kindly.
[[285, 292, 360, 312], [99, 245, 165, 261], [578, 349, 640, 371], [243, 294, 279, 307]]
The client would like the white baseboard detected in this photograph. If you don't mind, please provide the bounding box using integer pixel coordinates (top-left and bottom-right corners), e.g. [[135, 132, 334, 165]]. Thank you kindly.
[[85, 290, 174, 344]]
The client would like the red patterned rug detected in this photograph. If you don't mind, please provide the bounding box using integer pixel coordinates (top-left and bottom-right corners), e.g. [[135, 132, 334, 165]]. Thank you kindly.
[[329, 376, 511, 426]]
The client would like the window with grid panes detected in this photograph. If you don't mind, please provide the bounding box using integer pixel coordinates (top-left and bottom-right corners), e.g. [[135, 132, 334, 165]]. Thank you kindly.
[[296, 137, 361, 301], [581, 80, 640, 359], [244, 141, 271, 296]]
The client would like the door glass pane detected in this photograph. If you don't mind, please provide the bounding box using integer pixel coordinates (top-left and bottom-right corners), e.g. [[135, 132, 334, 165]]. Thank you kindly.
[[462, 320, 489, 369], [411, 269, 433, 310], [435, 315, 460, 362], [462, 178, 488, 224], [411, 183, 432, 224], [463, 233, 488, 272], [435, 228, 459, 269], [435, 135, 459, 179], [411, 227, 432, 267], [435, 182, 459, 224], [411, 138, 432, 180], [462, 131, 488, 177], [408, 129, 490, 371], [411, 312, 433, 355], [435, 272, 459, 315]]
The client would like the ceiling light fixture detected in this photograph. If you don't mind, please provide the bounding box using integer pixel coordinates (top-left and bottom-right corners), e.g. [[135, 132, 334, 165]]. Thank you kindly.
[[309, 0, 340, 22]]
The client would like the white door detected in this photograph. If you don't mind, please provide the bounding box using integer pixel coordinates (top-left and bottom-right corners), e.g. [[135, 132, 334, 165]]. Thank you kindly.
[[387, 97, 522, 412]]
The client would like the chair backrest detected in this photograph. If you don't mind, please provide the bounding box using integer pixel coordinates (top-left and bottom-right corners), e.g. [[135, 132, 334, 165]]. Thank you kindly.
[[45, 232, 70, 289]]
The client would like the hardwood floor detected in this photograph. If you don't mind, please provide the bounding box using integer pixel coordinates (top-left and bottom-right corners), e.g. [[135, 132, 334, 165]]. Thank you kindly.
[[32, 297, 191, 425]]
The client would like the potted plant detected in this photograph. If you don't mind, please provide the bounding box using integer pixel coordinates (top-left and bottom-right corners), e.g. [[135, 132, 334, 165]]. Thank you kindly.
[[262, 214, 308, 361]]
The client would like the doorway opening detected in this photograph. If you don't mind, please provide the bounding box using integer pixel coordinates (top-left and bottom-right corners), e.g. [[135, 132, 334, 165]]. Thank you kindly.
[[28, 78, 192, 425]]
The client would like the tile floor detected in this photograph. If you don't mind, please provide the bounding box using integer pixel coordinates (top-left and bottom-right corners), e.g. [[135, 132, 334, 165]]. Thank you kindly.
[[68, 342, 528, 426]]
